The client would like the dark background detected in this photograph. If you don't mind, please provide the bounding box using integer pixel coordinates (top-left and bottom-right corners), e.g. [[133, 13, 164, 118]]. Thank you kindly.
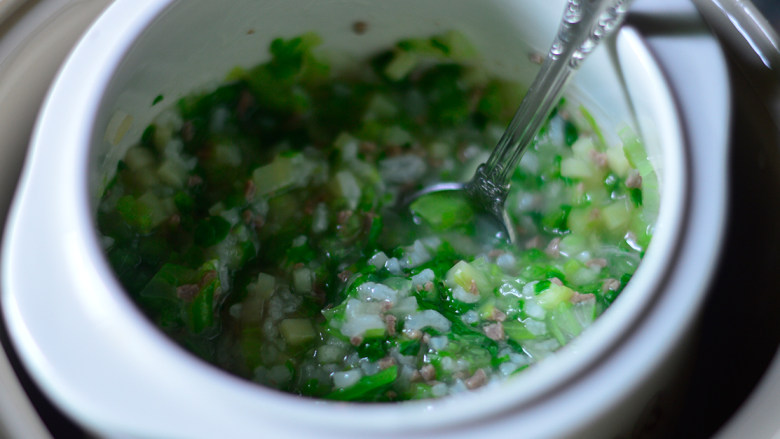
[[669, 0, 780, 437], [754, 0, 780, 29]]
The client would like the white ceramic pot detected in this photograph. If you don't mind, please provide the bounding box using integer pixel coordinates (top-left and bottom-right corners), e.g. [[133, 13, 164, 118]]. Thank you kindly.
[[1, 0, 730, 437]]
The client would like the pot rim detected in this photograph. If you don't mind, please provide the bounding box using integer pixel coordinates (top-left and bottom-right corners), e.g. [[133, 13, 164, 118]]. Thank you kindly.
[[1, 0, 730, 436]]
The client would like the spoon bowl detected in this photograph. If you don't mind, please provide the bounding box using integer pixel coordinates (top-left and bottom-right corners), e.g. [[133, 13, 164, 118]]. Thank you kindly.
[[405, 178, 516, 243], [407, 0, 632, 241]]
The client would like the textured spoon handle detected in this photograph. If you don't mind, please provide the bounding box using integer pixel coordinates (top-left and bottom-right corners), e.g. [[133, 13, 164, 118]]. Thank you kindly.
[[467, 0, 632, 214], [555, 0, 633, 68]]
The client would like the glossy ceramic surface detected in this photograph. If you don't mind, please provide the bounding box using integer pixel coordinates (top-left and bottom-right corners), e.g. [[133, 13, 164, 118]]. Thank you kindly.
[[0, 0, 734, 437]]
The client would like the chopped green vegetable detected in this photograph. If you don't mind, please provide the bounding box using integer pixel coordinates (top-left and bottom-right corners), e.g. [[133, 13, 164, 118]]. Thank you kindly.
[[410, 191, 474, 231], [326, 366, 398, 401], [97, 32, 655, 402], [279, 319, 316, 345]]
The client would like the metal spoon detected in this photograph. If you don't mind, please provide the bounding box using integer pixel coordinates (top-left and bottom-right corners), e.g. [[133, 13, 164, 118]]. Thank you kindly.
[[408, 0, 633, 243]]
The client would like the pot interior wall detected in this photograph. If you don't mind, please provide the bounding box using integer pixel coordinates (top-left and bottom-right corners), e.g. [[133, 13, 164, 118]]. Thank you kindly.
[[88, 0, 636, 200]]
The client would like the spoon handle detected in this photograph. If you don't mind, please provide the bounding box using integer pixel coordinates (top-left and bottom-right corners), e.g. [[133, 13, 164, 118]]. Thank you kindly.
[[467, 0, 632, 212]]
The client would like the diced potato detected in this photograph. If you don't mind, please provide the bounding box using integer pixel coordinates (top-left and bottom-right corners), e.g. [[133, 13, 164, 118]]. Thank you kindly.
[[429, 141, 451, 160], [335, 170, 361, 210], [152, 124, 173, 151], [240, 274, 274, 326], [478, 301, 499, 320], [137, 191, 174, 228], [558, 233, 588, 256], [214, 143, 242, 166], [568, 266, 600, 286], [130, 168, 160, 190], [252, 155, 295, 195], [384, 51, 418, 81], [602, 201, 631, 231], [536, 283, 575, 310], [279, 318, 316, 345], [317, 343, 346, 363], [247, 273, 276, 301], [562, 258, 585, 278], [334, 132, 359, 162], [561, 157, 594, 179], [363, 94, 399, 120], [383, 125, 412, 146], [606, 145, 631, 177], [292, 267, 313, 293], [571, 137, 597, 160], [252, 153, 313, 196], [157, 159, 185, 188], [567, 207, 600, 235], [441, 30, 478, 61], [332, 369, 362, 389], [124, 146, 155, 171], [446, 260, 491, 296]]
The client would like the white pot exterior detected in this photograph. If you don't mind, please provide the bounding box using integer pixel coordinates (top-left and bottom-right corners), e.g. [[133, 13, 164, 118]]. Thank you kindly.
[[1, 0, 730, 437]]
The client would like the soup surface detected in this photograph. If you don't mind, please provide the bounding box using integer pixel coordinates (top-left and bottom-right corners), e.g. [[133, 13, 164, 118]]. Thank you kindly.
[[97, 32, 657, 401]]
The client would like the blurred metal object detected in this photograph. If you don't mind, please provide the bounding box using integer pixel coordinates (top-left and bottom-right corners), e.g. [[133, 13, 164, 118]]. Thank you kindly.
[[691, 1, 780, 438], [752, 0, 780, 25], [693, 0, 780, 151], [692, 0, 780, 76]]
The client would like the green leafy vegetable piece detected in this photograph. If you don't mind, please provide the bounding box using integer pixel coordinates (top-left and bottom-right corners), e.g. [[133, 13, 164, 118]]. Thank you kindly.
[[95, 30, 655, 402], [188, 260, 221, 334], [326, 366, 398, 401], [140, 124, 157, 150], [541, 204, 572, 233], [503, 320, 537, 342], [139, 263, 196, 299], [564, 120, 579, 146], [534, 279, 552, 294], [190, 278, 216, 333], [173, 192, 195, 213], [116, 195, 153, 233], [239, 327, 264, 370], [420, 64, 470, 126], [355, 338, 388, 361], [268, 33, 325, 81], [536, 283, 574, 310], [230, 33, 326, 112], [407, 383, 434, 400], [194, 216, 231, 247], [580, 105, 606, 147], [629, 187, 643, 207], [410, 191, 474, 231], [398, 339, 421, 356], [546, 301, 593, 345]]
